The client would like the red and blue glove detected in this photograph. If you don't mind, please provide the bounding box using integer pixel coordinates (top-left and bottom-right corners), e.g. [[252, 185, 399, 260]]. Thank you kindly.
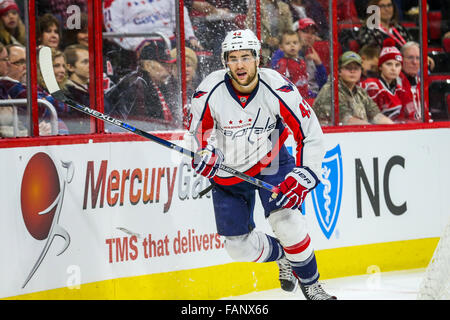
[[192, 144, 224, 179], [274, 166, 319, 210]]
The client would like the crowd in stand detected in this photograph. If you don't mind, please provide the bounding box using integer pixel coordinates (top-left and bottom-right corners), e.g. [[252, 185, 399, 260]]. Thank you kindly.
[[0, 0, 91, 136], [0, 0, 449, 137]]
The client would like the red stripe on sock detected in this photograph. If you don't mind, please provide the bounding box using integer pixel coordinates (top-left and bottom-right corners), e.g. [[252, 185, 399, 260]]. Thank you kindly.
[[253, 246, 265, 262], [284, 235, 311, 255]]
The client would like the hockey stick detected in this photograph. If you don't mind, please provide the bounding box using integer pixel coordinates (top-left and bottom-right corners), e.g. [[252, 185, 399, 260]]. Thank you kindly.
[[38, 46, 279, 196]]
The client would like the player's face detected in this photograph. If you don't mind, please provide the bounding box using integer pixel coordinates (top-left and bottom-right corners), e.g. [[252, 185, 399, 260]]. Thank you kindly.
[[227, 50, 257, 87], [280, 34, 301, 59], [379, 59, 402, 83]]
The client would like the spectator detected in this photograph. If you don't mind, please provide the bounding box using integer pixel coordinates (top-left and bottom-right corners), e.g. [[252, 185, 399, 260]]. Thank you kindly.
[[5, 42, 25, 83], [105, 37, 181, 132], [103, 0, 201, 53], [63, 44, 92, 133], [36, 47, 71, 135], [272, 18, 327, 98], [0, 44, 69, 135], [102, 38, 136, 86], [359, 44, 380, 81], [312, 51, 393, 126], [37, 48, 67, 89], [0, 40, 7, 76], [37, 13, 61, 50], [399, 41, 421, 120], [0, 41, 26, 137], [360, 38, 417, 122], [170, 47, 200, 101], [64, 44, 89, 103], [273, 30, 309, 98], [357, 0, 414, 49], [0, 0, 25, 46], [63, 12, 88, 48], [170, 47, 200, 128], [287, 0, 329, 39], [245, 0, 293, 66]]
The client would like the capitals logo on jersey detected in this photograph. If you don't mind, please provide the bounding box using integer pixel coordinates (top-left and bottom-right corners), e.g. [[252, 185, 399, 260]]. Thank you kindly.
[[311, 144, 343, 239], [193, 90, 208, 99], [276, 84, 294, 93]]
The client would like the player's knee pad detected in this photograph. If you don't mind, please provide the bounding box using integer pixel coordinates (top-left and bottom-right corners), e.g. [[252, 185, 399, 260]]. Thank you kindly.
[[224, 230, 270, 262], [268, 208, 313, 262]]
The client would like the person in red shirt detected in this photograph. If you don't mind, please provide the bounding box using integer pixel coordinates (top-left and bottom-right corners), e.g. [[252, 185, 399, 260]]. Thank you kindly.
[[273, 30, 308, 97], [398, 41, 421, 121], [360, 38, 417, 122]]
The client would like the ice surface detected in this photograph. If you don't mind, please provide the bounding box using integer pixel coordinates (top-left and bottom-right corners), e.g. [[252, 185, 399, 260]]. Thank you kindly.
[[222, 268, 427, 300]]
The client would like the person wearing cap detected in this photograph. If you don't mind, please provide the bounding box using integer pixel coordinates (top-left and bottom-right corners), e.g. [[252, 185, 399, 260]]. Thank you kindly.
[[0, 0, 25, 46], [295, 17, 327, 98], [287, 0, 329, 39], [360, 38, 417, 122], [313, 51, 393, 126], [105, 37, 182, 132]]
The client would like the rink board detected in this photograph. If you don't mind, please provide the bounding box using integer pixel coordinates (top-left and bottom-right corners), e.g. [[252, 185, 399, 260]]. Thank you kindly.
[[1, 127, 449, 299]]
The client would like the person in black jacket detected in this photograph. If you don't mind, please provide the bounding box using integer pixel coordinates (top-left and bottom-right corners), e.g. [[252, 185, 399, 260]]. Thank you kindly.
[[105, 36, 182, 132], [357, 0, 414, 49]]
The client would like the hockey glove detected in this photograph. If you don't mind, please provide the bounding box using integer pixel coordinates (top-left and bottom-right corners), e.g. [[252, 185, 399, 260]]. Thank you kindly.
[[192, 144, 224, 179], [274, 166, 319, 210]]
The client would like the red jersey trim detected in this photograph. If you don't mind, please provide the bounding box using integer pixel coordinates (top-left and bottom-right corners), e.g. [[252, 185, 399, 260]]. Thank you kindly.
[[195, 102, 214, 149], [278, 100, 305, 166]]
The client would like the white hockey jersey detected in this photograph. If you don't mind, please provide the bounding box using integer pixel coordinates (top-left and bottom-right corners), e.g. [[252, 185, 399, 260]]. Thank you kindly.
[[187, 68, 325, 185], [103, 0, 196, 51]]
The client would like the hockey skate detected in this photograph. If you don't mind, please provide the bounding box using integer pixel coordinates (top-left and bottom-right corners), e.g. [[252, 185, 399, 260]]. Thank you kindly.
[[276, 257, 298, 292], [300, 281, 337, 300]]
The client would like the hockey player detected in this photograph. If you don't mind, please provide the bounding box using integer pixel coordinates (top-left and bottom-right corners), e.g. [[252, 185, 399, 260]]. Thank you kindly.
[[187, 29, 336, 300]]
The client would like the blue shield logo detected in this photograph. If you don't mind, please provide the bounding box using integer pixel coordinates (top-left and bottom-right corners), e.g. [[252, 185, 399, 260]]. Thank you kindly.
[[311, 145, 343, 239]]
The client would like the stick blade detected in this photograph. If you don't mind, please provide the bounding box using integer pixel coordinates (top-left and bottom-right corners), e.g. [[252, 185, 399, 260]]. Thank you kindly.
[[38, 46, 60, 94]]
